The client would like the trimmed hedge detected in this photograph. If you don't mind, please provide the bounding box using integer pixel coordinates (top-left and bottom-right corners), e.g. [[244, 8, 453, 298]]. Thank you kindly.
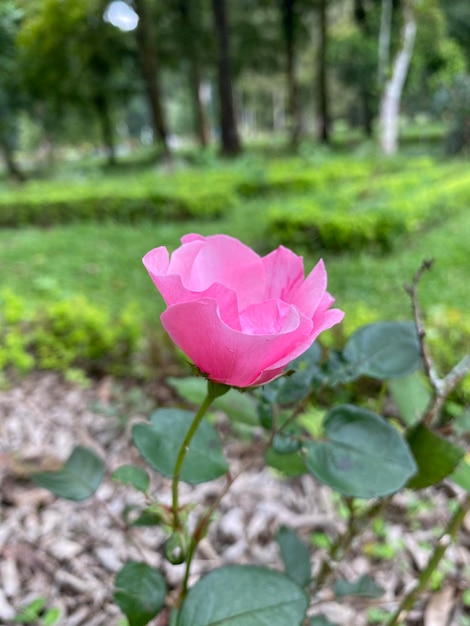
[[0, 290, 143, 379], [0, 176, 236, 228], [236, 158, 372, 198], [266, 162, 470, 254]]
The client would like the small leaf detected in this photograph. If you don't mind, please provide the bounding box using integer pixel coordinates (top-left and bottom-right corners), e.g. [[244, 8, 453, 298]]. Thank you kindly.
[[344, 321, 421, 379], [177, 565, 308, 626], [334, 574, 385, 598], [168, 377, 258, 425], [257, 396, 274, 430], [310, 616, 338, 626], [129, 509, 163, 527], [272, 432, 301, 454], [32, 446, 105, 501], [276, 344, 322, 404], [303, 405, 417, 498], [13, 598, 46, 621], [265, 449, 306, 477], [407, 424, 464, 489], [132, 409, 228, 484], [454, 408, 470, 436], [112, 465, 150, 493], [43, 607, 61, 626], [449, 455, 470, 493], [277, 526, 311, 587], [388, 372, 431, 426], [114, 561, 166, 626]]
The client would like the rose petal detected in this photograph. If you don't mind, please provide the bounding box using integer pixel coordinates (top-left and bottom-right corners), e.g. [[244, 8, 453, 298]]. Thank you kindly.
[[161, 299, 314, 387], [288, 259, 328, 317], [162, 234, 265, 308], [143, 263, 242, 329], [239, 299, 295, 335], [142, 246, 170, 277], [181, 233, 205, 244], [262, 246, 304, 300], [313, 307, 345, 334]]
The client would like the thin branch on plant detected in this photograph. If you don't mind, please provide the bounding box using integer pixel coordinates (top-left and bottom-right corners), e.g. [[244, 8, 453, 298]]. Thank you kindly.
[[385, 493, 470, 626], [179, 450, 266, 603], [404, 259, 470, 425], [313, 497, 390, 590], [93, 495, 149, 562], [404, 258, 437, 385]]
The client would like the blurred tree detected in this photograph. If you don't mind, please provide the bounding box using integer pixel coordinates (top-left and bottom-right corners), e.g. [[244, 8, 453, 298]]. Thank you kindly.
[[316, 0, 331, 143], [441, 1, 470, 67], [352, 0, 377, 136], [0, 1, 26, 181], [175, 0, 210, 147], [211, 0, 241, 155], [406, 0, 466, 114], [18, 0, 137, 164], [438, 74, 470, 154], [279, 0, 302, 145], [132, 0, 170, 156], [378, 0, 417, 154], [330, 0, 380, 138]]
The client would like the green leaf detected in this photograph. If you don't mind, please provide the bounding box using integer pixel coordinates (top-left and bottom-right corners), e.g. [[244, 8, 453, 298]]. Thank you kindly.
[[388, 372, 431, 426], [277, 526, 311, 587], [13, 598, 46, 622], [303, 405, 417, 498], [129, 509, 163, 527], [112, 465, 150, 493], [257, 395, 275, 430], [265, 449, 306, 477], [177, 565, 308, 626], [43, 607, 61, 626], [344, 321, 421, 379], [32, 446, 105, 501], [114, 561, 166, 626], [310, 616, 338, 626], [168, 377, 258, 425], [406, 424, 464, 489], [272, 432, 301, 454], [453, 408, 470, 436], [334, 574, 385, 598], [297, 407, 325, 438], [449, 456, 470, 493], [276, 344, 322, 405], [132, 409, 228, 484], [167, 376, 209, 405]]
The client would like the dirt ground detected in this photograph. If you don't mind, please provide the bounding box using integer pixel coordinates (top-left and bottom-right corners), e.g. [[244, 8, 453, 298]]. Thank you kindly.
[[0, 373, 469, 625]]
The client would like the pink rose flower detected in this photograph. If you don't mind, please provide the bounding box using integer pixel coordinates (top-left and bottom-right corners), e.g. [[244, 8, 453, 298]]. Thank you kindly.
[[143, 234, 344, 388]]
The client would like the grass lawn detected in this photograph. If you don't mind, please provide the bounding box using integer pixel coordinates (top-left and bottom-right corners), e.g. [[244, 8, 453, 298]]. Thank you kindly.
[[0, 150, 469, 339]]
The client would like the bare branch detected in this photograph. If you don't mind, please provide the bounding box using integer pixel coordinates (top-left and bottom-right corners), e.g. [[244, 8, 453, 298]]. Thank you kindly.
[[404, 259, 438, 387], [404, 259, 470, 425]]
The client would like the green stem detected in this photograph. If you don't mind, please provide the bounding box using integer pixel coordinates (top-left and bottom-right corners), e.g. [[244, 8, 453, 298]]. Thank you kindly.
[[179, 446, 261, 603], [171, 380, 229, 529], [385, 493, 470, 626], [314, 497, 388, 590]]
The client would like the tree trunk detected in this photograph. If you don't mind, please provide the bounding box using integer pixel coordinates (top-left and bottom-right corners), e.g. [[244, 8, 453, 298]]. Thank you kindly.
[[317, 0, 331, 144], [93, 93, 117, 166], [378, 0, 393, 86], [178, 0, 210, 148], [0, 133, 25, 183], [280, 0, 301, 146], [354, 0, 374, 138], [133, 0, 169, 156], [211, 0, 241, 156], [379, 0, 417, 155]]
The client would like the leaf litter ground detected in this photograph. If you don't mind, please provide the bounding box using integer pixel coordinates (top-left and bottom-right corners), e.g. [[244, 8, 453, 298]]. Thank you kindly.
[[0, 373, 469, 625]]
